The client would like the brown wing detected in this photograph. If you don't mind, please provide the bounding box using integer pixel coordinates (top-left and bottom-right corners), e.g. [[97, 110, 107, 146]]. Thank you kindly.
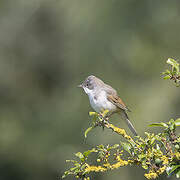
[[103, 83, 130, 111], [107, 94, 129, 111]]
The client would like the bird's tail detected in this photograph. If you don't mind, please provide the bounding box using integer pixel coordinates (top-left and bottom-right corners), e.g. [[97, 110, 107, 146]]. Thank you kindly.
[[121, 111, 138, 136]]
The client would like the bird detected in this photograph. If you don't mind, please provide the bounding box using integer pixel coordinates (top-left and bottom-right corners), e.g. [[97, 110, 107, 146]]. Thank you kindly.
[[78, 75, 138, 136]]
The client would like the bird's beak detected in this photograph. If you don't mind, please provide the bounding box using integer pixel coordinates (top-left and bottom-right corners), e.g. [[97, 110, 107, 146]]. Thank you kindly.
[[77, 84, 83, 88]]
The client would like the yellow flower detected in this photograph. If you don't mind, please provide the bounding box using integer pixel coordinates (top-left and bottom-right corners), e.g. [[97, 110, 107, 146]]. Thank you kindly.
[[157, 166, 166, 174], [153, 149, 163, 157], [111, 155, 128, 169], [161, 155, 169, 165], [103, 163, 111, 168], [108, 124, 133, 140], [102, 155, 128, 170], [127, 160, 134, 164], [144, 172, 158, 179], [84, 177, 90, 180], [85, 165, 106, 173], [111, 160, 128, 169]]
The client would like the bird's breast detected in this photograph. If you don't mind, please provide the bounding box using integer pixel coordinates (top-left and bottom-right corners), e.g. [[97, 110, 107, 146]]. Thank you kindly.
[[88, 90, 116, 112]]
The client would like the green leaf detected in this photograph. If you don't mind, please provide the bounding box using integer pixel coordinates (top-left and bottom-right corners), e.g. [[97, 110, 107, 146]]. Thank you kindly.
[[138, 154, 146, 161], [150, 137, 156, 145], [70, 166, 79, 172], [175, 118, 180, 126], [155, 158, 162, 165], [107, 144, 119, 151], [176, 137, 180, 143], [169, 119, 176, 130], [83, 148, 96, 158], [84, 127, 94, 138], [89, 111, 98, 116], [66, 160, 78, 163], [75, 152, 84, 162], [97, 144, 104, 149], [166, 166, 172, 176], [167, 58, 179, 73], [81, 164, 87, 170], [62, 171, 71, 178], [169, 165, 180, 176], [175, 144, 180, 150], [120, 142, 132, 154], [149, 122, 168, 128], [176, 169, 180, 178], [169, 123, 175, 131], [166, 165, 180, 175], [167, 58, 177, 66], [163, 75, 171, 80], [111, 144, 120, 149], [156, 144, 160, 150], [162, 70, 171, 75], [98, 151, 104, 159], [169, 118, 175, 124]]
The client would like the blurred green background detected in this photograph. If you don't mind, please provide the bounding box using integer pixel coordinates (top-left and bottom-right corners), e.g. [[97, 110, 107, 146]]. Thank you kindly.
[[0, 0, 179, 180]]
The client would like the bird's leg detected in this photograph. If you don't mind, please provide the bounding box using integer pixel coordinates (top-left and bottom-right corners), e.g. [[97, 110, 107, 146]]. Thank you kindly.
[[104, 111, 117, 133], [99, 111, 108, 130], [99, 110, 115, 130], [104, 111, 115, 121], [98, 113, 105, 130]]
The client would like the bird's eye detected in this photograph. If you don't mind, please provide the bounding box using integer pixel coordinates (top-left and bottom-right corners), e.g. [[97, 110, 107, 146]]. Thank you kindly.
[[86, 79, 90, 87]]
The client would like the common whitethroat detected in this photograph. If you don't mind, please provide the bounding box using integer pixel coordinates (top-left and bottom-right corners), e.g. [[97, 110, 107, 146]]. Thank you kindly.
[[78, 75, 138, 136]]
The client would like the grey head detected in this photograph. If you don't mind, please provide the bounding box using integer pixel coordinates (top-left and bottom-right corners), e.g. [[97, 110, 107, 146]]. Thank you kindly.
[[78, 75, 104, 90], [78, 75, 117, 95]]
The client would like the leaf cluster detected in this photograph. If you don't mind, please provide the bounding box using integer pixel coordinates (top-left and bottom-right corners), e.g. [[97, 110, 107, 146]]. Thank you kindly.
[[63, 114, 180, 179], [162, 58, 180, 87]]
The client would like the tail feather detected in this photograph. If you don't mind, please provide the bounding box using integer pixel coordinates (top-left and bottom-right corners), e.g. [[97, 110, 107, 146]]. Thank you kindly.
[[121, 111, 138, 136]]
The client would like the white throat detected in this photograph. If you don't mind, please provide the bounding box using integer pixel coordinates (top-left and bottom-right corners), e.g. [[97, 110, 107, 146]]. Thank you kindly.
[[83, 87, 93, 95]]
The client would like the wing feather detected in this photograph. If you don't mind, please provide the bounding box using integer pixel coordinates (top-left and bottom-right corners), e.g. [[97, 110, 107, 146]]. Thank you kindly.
[[107, 94, 128, 111], [103, 83, 131, 112]]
